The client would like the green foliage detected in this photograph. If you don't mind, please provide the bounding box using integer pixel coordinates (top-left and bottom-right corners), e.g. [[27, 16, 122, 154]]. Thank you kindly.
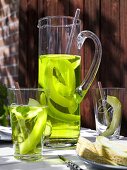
[[0, 82, 9, 126]]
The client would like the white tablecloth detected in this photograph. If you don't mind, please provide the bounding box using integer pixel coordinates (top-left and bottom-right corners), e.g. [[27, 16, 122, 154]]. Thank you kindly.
[[0, 128, 98, 170]]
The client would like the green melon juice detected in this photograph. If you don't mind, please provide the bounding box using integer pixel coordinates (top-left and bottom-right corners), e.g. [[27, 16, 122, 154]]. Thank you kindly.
[[10, 104, 47, 160], [38, 54, 81, 147]]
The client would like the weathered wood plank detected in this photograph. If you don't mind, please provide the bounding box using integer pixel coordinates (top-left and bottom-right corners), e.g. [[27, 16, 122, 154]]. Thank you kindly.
[[120, 0, 127, 136], [27, 0, 38, 87], [120, 0, 127, 88], [100, 0, 122, 87], [19, 0, 38, 87], [80, 0, 100, 129], [41, 0, 69, 16], [19, 0, 28, 87]]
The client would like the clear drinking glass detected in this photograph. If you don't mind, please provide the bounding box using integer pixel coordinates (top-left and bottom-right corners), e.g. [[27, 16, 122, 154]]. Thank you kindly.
[[92, 88, 124, 139], [37, 16, 102, 148], [8, 88, 48, 161]]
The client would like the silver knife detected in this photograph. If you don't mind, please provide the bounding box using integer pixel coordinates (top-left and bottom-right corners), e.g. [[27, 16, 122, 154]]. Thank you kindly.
[[58, 155, 83, 170]]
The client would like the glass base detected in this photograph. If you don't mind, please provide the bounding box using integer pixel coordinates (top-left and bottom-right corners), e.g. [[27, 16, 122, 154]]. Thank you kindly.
[[14, 153, 42, 162], [96, 122, 121, 139], [44, 138, 77, 149]]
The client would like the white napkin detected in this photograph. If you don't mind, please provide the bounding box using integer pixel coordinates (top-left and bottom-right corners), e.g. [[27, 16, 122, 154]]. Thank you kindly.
[[0, 126, 12, 141], [80, 128, 97, 142]]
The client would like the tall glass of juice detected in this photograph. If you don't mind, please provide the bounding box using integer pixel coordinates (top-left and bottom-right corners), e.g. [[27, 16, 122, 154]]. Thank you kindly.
[[8, 88, 48, 161]]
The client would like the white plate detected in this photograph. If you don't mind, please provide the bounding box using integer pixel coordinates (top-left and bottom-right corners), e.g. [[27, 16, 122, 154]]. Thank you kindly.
[[78, 156, 127, 170]]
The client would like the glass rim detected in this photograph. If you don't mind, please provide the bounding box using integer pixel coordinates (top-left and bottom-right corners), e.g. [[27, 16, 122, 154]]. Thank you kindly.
[[92, 87, 125, 90], [37, 16, 81, 28], [8, 88, 45, 91]]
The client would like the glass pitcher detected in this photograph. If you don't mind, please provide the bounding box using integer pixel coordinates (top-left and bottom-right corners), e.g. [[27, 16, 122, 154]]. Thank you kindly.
[[37, 16, 102, 148]]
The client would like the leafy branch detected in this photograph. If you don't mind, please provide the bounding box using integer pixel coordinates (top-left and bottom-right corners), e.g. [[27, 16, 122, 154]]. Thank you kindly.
[[0, 82, 9, 126]]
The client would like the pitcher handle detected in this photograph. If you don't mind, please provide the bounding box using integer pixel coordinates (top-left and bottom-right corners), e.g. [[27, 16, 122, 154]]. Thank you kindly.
[[76, 31, 102, 101]]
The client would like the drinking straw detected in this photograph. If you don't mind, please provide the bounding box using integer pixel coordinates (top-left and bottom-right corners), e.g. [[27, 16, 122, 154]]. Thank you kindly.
[[98, 81, 105, 104], [98, 81, 110, 126], [65, 8, 80, 54], [14, 81, 23, 104]]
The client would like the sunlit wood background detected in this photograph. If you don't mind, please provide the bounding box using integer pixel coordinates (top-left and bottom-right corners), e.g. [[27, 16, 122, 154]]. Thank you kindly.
[[18, 0, 127, 136]]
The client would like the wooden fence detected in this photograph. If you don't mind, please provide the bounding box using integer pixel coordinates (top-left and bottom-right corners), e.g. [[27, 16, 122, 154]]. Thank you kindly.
[[19, 0, 127, 136]]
